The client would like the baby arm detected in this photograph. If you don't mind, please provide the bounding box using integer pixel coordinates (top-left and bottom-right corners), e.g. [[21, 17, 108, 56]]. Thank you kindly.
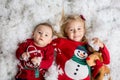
[[16, 40, 29, 60]]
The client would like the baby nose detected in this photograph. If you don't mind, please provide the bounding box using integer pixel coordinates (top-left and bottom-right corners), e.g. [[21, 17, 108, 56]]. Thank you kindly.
[[74, 29, 77, 33], [40, 33, 44, 37]]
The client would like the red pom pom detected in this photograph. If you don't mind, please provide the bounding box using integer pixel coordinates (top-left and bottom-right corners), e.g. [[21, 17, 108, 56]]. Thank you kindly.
[[86, 57, 90, 60]]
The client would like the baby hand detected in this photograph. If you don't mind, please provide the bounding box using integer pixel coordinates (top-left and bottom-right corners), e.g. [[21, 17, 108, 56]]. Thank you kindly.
[[31, 57, 42, 67], [21, 52, 30, 61], [92, 37, 104, 48]]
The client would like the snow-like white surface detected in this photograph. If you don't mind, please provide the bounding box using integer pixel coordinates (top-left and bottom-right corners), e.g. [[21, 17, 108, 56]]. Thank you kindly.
[[0, 0, 120, 80]]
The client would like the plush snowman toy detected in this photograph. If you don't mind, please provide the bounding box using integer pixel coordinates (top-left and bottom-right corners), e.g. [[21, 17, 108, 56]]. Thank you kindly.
[[64, 46, 90, 80]]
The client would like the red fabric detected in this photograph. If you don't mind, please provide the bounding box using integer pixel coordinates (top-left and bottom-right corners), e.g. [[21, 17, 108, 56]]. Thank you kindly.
[[52, 38, 110, 80], [16, 39, 54, 80], [92, 60, 103, 78], [58, 74, 90, 80], [52, 38, 90, 80], [99, 45, 110, 64], [15, 69, 45, 80], [92, 45, 110, 78]]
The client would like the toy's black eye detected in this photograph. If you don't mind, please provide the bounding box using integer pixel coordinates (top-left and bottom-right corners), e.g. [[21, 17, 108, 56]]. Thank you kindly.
[[83, 52, 85, 54], [78, 51, 80, 53]]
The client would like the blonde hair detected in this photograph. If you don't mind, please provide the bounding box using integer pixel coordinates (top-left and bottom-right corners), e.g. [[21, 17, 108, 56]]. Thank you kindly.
[[59, 14, 95, 52], [60, 14, 87, 42]]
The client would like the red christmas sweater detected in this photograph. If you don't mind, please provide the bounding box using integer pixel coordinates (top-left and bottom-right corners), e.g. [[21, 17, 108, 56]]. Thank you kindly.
[[15, 39, 54, 80], [52, 38, 110, 80]]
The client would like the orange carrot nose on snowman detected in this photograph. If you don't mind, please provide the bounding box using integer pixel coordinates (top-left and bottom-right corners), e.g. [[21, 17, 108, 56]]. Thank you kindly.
[[79, 52, 85, 58]]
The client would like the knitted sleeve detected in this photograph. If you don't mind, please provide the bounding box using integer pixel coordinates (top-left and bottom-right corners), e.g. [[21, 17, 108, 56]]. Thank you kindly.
[[99, 44, 110, 64], [51, 38, 62, 48], [40, 45, 54, 69], [16, 39, 30, 60]]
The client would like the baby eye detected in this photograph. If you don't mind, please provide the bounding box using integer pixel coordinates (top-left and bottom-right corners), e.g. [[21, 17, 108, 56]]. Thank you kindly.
[[45, 34, 48, 37], [78, 28, 81, 30], [69, 29, 74, 32], [39, 31, 42, 34]]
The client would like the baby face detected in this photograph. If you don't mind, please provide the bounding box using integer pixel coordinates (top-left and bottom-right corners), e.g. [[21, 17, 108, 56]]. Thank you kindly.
[[65, 20, 85, 42], [33, 25, 53, 47]]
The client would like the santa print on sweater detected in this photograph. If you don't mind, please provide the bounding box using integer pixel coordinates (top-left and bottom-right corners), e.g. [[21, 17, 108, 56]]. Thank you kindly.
[[16, 39, 54, 80], [52, 38, 110, 80]]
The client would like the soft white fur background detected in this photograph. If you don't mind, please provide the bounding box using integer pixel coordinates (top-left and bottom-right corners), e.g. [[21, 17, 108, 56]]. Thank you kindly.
[[0, 0, 120, 80]]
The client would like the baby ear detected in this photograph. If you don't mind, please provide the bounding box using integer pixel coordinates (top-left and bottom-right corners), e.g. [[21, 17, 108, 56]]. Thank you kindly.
[[32, 32, 34, 36], [32, 32, 35, 38]]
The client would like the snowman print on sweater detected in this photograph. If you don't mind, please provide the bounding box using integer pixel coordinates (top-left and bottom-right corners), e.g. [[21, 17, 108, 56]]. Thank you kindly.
[[64, 46, 90, 80]]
